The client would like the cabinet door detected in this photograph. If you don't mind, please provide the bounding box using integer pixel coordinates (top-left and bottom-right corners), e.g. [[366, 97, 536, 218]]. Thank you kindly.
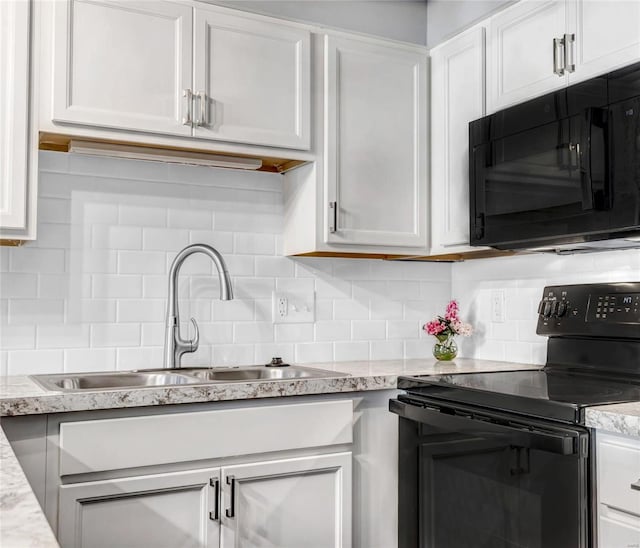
[[52, 0, 193, 136], [194, 7, 310, 149], [0, 0, 30, 232], [430, 27, 486, 253], [58, 468, 221, 548], [324, 35, 428, 248], [221, 452, 352, 548], [599, 514, 640, 548], [487, 0, 568, 112], [568, 0, 640, 84]]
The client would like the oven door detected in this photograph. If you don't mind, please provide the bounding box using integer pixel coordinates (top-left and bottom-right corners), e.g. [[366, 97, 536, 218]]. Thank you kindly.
[[390, 396, 592, 548]]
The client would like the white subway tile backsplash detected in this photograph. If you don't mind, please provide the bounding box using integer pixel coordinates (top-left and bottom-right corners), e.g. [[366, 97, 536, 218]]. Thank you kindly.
[[36, 324, 90, 349], [119, 205, 167, 227], [168, 208, 212, 230], [64, 348, 117, 373], [91, 324, 141, 348], [142, 227, 190, 251], [118, 299, 166, 323], [10, 248, 65, 274], [4, 152, 630, 375], [8, 300, 65, 325], [334, 341, 369, 361], [352, 320, 386, 341], [118, 251, 166, 274], [93, 275, 142, 299], [1, 273, 37, 298], [7, 350, 64, 375]]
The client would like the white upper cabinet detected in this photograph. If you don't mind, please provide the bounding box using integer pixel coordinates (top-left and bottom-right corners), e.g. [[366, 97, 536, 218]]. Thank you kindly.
[[0, 0, 32, 237], [324, 34, 427, 248], [568, 0, 640, 84], [52, 0, 193, 136], [50, 0, 311, 150], [488, 0, 568, 112], [430, 27, 486, 254], [193, 6, 310, 149]]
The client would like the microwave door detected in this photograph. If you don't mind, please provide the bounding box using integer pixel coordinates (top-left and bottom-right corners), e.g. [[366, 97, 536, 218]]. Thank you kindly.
[[472, 118, 598, 247]]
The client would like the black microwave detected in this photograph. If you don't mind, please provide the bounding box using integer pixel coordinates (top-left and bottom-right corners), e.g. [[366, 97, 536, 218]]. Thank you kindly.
[[469, 62, 640, 252]]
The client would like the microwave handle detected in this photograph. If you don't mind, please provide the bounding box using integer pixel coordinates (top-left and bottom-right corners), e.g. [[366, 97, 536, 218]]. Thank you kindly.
[[390, 399, 580, 456], [580, 107, 611, 211]]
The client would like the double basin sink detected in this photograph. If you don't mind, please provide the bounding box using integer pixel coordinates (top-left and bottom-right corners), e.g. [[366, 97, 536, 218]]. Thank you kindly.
[[32, 365, 349, 392]]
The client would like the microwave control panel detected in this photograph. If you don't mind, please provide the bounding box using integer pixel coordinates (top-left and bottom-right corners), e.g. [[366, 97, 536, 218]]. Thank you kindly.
[[536, 282, 640, 338]]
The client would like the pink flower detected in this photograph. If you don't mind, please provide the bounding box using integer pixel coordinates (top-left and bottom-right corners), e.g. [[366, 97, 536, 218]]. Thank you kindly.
[[424, 320, 446, 335], [452, 320, 473, 337], [445, 300, 459, 321]]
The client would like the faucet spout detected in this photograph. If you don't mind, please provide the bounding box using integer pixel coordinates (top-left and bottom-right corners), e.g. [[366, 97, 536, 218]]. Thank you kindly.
[[164, 244, 233, 368]]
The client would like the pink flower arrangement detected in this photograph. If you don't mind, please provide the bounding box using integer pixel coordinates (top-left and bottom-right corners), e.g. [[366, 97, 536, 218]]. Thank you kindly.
[[423, 300, 473, 341]]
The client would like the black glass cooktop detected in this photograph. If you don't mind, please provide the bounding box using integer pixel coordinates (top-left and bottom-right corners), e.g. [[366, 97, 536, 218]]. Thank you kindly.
[[397, 369, 640, 424]]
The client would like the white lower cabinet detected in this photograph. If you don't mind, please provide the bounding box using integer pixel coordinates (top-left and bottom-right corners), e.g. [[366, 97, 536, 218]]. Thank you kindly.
[[596, 431, 640, 548], [47, 399, 354, 548], [221, 453, 351, 548], [59, 468, 220, 548]]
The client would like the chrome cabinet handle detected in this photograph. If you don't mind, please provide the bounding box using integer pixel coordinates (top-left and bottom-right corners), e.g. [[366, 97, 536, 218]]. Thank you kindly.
[[631, 479, 640, 491], [182, 89, 193, 126], [225, 475, 236, 518], [209, 478, 220, 521], [328, 201, 337, 233], [196, 91, 207, 127], [564, 33, 575, 73], [553, 37, 566, 76]]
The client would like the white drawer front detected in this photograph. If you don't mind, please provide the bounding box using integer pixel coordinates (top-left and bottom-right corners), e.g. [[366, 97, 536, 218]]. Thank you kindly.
[[599, 513, 640, 548], [59, 400, 353, 475], [598, 433, 640, 517]]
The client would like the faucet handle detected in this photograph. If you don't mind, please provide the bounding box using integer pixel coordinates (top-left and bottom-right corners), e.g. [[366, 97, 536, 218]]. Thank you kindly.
[[189, 317, 200, 352]]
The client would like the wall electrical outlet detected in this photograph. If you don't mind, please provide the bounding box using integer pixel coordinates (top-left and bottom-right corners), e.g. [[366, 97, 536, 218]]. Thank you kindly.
[[491, 290, 506, 323], [272, 291, 315, 324]]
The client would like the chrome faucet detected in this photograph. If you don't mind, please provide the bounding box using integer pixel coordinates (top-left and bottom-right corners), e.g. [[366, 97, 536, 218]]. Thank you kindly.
[[164, 244, 233, 368]]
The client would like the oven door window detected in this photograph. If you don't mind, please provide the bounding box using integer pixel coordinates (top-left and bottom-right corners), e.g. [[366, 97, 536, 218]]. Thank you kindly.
[[419, 427, 587, 548], [472, 111, 609, 246]]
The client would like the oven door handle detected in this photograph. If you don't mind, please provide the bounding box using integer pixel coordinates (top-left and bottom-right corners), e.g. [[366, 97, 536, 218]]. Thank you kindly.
[[390, 399, 580, 456]]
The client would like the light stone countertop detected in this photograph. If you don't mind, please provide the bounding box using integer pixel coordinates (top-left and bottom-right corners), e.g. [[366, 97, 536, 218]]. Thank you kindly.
[[0, 358, 540, 417], [585, 401, 640, 438]]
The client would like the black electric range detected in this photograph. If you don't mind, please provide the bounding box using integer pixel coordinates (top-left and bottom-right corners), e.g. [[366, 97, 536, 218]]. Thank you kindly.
[[390, 282, 640, 548]]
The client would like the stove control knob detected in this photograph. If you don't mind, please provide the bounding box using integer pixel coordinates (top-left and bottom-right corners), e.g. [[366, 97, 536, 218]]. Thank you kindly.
[[537, 300, 546, 315], [556, 302, 567, 317], [543, 301, 553, 318]]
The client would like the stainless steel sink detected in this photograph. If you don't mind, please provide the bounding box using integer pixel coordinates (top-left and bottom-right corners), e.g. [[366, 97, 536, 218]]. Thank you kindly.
[[31, 365, 348, 392]]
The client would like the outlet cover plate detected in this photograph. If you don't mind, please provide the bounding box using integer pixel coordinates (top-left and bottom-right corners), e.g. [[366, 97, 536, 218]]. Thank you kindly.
[[272, 291, 315, 324]]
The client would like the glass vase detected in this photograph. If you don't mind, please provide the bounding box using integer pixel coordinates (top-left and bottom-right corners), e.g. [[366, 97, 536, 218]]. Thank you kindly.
[[433, 335, 458, 361]]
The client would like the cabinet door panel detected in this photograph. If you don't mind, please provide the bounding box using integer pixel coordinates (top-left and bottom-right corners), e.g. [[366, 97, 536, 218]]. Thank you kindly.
[[58, 468, 220, 548], [488, 0, 567, 112], [221, 453, 352, 548], [194, 8, 310, 149], [325, 35, 427, 248], [0, 0, 29, 231], [431, 27, 485, 252], [568, 0, 640, 84], [52, 0, 193, 136], [599, 514, 640, 548]]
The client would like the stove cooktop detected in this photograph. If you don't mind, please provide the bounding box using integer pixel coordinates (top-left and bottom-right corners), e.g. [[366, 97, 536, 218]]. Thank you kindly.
[[397, 369, 640, 424]]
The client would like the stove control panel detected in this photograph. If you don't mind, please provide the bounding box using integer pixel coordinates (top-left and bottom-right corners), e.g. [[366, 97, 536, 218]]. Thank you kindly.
[[537, 282, 640, 338]]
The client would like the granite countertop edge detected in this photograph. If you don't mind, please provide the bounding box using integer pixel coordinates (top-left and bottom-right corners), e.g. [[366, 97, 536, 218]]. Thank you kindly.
[[585, 402, 640, 438]]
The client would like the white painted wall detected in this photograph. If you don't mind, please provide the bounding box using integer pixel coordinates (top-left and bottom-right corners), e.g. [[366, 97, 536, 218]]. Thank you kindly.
[[210, 0, 429, 45], [453, 250, 640, 364], [426, 0, 514, 47], [0, 152, 451, 375]]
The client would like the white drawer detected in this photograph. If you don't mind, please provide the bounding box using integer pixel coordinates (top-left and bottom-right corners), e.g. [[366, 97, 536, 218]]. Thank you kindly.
[[598, 432, 640, 517], [58, 400, 353, 475], [599, 510, 640, 548]]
